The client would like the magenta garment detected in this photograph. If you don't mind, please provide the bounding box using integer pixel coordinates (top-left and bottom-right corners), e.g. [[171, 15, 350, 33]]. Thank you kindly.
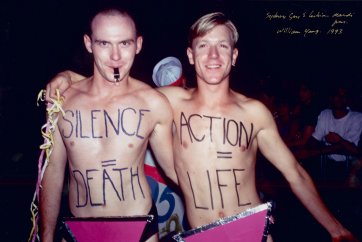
[[173, 202, 272, 242], [63, 216, 153, 242]]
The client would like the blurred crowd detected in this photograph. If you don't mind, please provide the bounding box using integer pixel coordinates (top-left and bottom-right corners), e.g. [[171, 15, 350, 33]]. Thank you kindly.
[[250, 76, 362, 186]]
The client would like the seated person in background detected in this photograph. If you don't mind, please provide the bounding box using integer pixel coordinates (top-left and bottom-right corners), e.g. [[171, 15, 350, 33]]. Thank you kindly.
[[300, 83, 362, 181], [289, 81, 322, 149], [288, 81, 323, 178], [274, 94, 299, 144]]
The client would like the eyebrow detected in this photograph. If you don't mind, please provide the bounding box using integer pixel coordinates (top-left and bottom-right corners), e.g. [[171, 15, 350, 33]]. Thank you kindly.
[[196, 39, 231, 46], [197, 38, 230, 43], [94, 38, 135, 44]]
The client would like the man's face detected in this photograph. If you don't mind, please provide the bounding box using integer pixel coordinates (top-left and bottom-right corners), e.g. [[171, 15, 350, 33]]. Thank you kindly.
[[331, 87, 348, 109], [84, 13, 143, 84], [187, 25, 238, 85], [299, 85, 312, 103]]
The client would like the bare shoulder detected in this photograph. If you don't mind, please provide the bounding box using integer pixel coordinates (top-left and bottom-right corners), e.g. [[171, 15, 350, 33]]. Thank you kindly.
[[61, 77, 91, 102], [232, 90, 273, 121], [156, 86, 192, 101], [233, 91, 268, 111], [130, 79, 172, 109]]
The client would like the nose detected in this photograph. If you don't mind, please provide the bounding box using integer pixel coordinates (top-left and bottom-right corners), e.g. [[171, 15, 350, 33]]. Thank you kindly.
[[208, 45, 219, 58], [111, 46, 121, 61]]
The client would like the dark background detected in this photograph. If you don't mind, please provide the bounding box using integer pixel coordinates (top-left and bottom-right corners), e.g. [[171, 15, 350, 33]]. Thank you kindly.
[[0, 1, 361, 241]]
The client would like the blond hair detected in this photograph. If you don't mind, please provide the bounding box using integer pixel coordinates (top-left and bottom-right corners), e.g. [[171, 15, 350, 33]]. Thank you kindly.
[[188, 12, 239, 47]]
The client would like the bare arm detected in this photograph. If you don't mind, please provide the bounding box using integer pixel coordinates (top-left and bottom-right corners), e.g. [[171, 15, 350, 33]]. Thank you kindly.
[[40, 123, 67, 242], [149, 93, 178, 185], [325, 132, 361, 156], [45, 70, 86, 102], [295, 133, 361, 160], [256, 104, 357, 242]]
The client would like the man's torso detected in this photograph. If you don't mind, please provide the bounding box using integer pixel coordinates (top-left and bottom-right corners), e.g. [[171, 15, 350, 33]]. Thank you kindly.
[[58, 81, 159, 217], [167, 88, 264, 228]]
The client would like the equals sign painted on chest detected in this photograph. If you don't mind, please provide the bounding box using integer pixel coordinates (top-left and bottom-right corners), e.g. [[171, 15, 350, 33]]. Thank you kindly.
[[217, 151, 232, 159], [101, 159, 117, 167]]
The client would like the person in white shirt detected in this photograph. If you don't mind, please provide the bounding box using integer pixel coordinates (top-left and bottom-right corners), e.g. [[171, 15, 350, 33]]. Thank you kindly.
[[309, 84, 362, 180]]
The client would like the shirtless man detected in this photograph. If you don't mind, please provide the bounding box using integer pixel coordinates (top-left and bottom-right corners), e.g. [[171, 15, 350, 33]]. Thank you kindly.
[[45, 12, 356, 242], [40, 7, 175, 242]]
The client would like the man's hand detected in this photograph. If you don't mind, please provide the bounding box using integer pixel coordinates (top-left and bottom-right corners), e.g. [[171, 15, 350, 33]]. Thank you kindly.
[[45, 71, 72, 102], [331, 234, 359, 242], [331, 227, 359, 242], [326, 132, 342, 144], [45, 70, 86, 103]]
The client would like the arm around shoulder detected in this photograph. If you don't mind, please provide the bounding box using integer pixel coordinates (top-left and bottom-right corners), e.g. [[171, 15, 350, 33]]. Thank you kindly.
[[45, 70, 86, 102]]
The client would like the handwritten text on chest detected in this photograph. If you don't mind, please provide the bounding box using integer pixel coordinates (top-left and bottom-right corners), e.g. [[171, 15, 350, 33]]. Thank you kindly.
[[60, 108, 151, 139], [180, 112, 254, 148]]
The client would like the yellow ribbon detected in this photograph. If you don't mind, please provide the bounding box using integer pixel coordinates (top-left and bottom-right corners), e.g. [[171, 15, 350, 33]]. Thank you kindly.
[[28, 89, 64, 242]]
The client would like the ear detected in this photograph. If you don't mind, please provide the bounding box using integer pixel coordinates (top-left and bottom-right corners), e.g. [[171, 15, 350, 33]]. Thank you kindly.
[[84, 34, 92, 53], [232, 48, 238, 66], [136, 36, 143, 54], [186, 47, 194, 65]]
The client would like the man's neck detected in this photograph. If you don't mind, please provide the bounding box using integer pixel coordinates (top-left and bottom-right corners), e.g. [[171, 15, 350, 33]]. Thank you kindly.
[[90, 75, 132, 96], [194, 80, 232, 107], [333, 107, 349, 119]]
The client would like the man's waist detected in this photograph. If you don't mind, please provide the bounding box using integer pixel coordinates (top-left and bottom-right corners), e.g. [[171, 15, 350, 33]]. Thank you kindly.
[[69, 199, 153, 218]]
